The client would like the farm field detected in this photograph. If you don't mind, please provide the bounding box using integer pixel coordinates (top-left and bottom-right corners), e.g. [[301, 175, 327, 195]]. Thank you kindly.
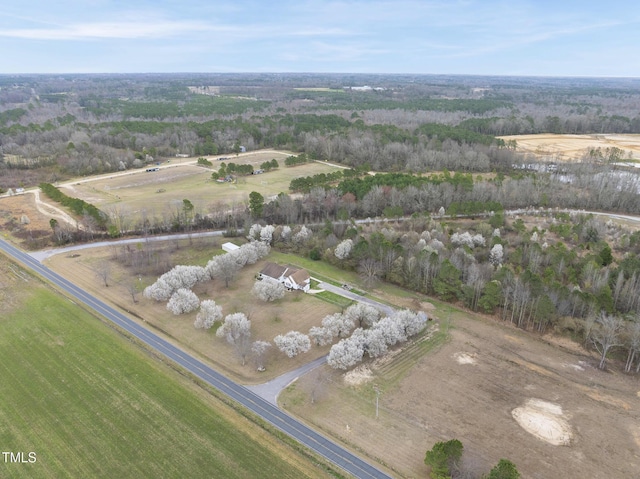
[[43, 241, 343, 383], [0, 257, 334, 479], [281, 306, 640, 479], [60, 151, 342, 221], [499, 133, 640, 162]]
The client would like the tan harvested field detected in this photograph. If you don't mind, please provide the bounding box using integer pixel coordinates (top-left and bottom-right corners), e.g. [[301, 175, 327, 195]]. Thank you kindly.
[[61, 152, 341, 221], [282, 310, 640, 479], [44, 243, 342, 383], [500, 133, 640, 161]]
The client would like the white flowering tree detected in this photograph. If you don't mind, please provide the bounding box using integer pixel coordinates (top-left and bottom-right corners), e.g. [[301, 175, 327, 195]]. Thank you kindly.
[[194, 299, 223, 329], [326, 308, 428, 370], [216, 313, 252, 365], [235, 241, 270, 266], [472, 234, 486, 247], [144, 265, 208, 301], [252, 279, 285, 302], [322, 313, 355, 339], [327, 338, 364, 370], [166, 288, 200, 315], [393, 309, 428, 337], [143, 279, 174, 301], [247, 223, 262, 240], [344, 303, 381, 328], [281, 225, 292, 242], [350, 328, 388, 359], [274, 331, 311, 358], [362, 328, 388, 358], [372, 316, 407, 346], [334, 238, 354, 260], [308, 326, 335, 346], [235, 245, 257, 266], [489, 243, 504, 266], [429, 239, 445, 251], [259, 224, 275, 244], [451, 232, 475, 248], [293, 225, 312, 244]]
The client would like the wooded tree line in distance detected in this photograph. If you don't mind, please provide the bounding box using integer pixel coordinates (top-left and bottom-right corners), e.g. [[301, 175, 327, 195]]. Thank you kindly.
[[2, 73, 640, 186]]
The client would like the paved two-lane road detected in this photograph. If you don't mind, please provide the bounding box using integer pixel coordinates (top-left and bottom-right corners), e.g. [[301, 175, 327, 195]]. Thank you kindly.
[[0, 238, 393, 479]]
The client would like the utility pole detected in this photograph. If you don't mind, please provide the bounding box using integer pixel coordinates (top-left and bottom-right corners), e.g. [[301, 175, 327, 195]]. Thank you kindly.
[[373, 385, 381, 419]]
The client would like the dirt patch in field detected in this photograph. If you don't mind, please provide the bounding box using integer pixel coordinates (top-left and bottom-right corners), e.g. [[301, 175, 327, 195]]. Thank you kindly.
[[512, 399, 572, 446], [454, 352, 477, 365], [344, 365, 374, 386]]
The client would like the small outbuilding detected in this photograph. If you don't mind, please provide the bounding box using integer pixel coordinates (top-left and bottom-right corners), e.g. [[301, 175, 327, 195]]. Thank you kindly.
[[222, 242, 240, 253]]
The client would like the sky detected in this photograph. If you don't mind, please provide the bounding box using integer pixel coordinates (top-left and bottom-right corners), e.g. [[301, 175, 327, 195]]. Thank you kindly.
[[0, 0, 639, 76]]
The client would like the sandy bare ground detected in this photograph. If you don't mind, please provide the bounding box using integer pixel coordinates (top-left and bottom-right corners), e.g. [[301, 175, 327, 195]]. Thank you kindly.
[[499, 133, 640, 161], [282, 312, 640, 479]]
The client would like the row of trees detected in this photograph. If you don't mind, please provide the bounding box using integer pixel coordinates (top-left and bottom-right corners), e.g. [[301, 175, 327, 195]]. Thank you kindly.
[[40, 183, 108, 229], [424, 439, 519, 479]]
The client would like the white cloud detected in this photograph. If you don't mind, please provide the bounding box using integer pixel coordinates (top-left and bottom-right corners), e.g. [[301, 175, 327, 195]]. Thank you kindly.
[[0, 19, 213, 40]]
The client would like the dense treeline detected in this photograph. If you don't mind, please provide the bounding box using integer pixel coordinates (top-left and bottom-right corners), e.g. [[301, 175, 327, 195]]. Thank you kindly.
[[3, 73, 640, 189], [289, 170, 346, 192], [39, 183, 108, 229]]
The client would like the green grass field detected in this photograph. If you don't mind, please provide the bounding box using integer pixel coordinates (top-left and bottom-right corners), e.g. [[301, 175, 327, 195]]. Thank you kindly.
[[67, 152, 342, 221], [0, 271, 331, 479]]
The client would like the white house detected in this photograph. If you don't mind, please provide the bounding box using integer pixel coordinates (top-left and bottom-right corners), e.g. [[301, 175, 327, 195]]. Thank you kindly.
[[259, 262, 310, 292], [283, 268, 311, 293]]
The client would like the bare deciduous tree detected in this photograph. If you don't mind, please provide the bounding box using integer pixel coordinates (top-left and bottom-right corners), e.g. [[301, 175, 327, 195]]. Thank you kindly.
[[358, 258, 383, 288], [591, 312, 625, 369], [94, 260, 111, 287], [207, 253, 242, 288], [251, 340, 271, 371], [216, 313, 252, 365], [624, 319, 640, 373]]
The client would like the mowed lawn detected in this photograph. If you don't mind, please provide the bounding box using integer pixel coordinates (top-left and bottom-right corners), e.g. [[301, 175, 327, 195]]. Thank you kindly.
[[0, 280, 331, 479]]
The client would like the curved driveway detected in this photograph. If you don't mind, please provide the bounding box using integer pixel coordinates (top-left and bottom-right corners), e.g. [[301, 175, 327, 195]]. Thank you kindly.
[[0, 238, 393, 479]]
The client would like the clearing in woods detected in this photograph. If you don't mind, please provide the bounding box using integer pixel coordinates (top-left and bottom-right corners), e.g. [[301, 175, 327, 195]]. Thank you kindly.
[[0, 256, 334, 479]]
